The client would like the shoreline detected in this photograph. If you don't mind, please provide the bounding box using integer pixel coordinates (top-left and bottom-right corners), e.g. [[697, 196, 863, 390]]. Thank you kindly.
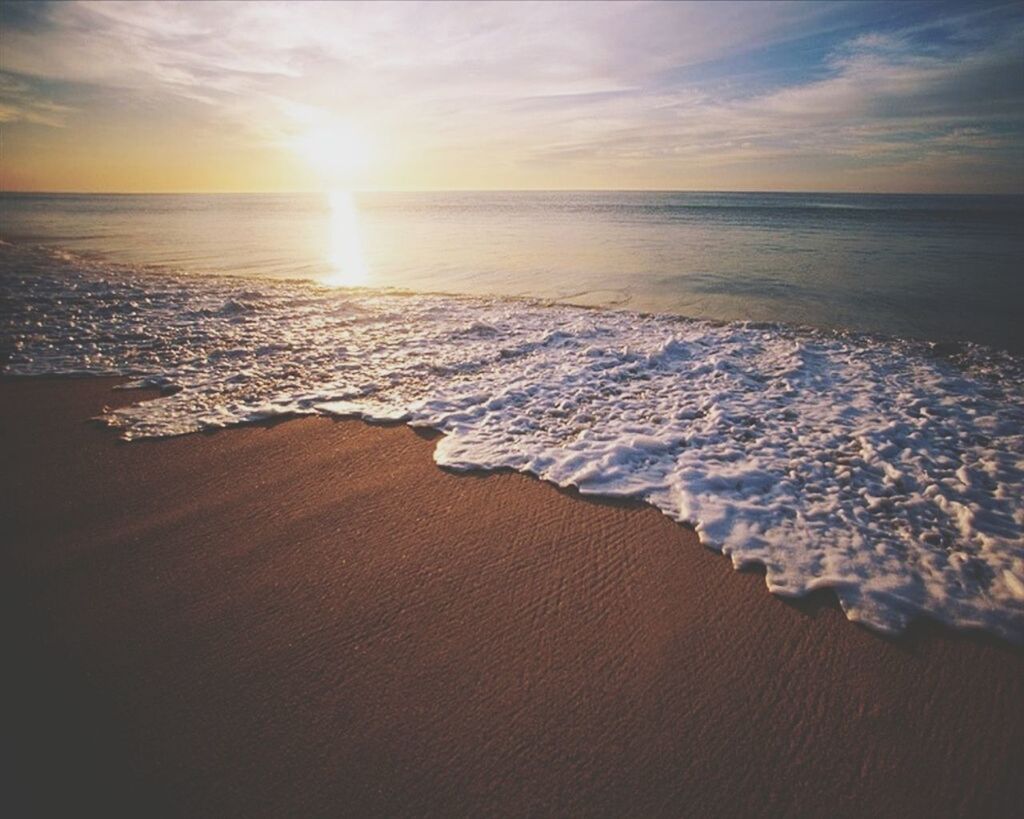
[[4, 376, 1023, 817], [4, 236, 1024, 358]]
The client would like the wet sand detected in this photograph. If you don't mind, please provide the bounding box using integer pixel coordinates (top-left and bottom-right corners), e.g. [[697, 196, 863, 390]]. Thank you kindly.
[[3, 377, 1022, 818]]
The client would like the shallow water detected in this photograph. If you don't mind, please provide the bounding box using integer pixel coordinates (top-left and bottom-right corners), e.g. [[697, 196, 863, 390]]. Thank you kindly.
[[3, 190, 1023, 351], [2, 241, 1023, 642]]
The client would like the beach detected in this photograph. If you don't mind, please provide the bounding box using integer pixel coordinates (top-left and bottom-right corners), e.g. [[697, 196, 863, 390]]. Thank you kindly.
[[5, 376, 1022, 818], [5, 0, 1024, 815]]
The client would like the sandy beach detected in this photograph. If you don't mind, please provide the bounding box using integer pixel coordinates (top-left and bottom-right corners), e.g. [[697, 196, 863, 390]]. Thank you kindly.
[[4, 376, 1022, 818]]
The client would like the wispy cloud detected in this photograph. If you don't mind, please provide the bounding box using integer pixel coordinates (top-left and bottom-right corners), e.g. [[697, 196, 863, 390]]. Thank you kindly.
[[0, 73, 75, 126], [1, 0, 1021, 191]]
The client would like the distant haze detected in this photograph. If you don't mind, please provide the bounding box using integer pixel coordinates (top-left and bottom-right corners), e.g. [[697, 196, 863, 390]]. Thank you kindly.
[[1, 0, 1022, 193]]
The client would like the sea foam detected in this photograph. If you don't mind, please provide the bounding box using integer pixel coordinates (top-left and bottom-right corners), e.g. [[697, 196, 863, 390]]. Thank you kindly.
[[3, 243, 1023, 642]]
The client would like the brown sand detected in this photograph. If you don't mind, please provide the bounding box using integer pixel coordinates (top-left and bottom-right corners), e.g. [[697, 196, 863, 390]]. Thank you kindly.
[[3, 377, 1022, 818]]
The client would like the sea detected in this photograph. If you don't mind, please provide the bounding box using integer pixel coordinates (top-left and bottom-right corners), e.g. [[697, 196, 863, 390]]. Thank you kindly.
[[2, 191, 1023, 640]]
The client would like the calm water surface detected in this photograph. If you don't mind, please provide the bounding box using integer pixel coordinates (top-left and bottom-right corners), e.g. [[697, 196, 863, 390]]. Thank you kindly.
[[2, 191, 1022, 350]]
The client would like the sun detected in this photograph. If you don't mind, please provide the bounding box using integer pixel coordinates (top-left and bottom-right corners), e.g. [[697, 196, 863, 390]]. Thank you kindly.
[[290, 121, 371, 181]]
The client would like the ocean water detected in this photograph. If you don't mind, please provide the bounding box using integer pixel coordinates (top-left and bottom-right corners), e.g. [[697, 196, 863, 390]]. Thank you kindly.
[[2, 191, 1023, 350], [2, 192, 1023, 641]]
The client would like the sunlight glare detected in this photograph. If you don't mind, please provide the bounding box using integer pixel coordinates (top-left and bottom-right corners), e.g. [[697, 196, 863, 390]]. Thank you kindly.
[[324, 190, 369, 287], [292, 122, 371, 182]]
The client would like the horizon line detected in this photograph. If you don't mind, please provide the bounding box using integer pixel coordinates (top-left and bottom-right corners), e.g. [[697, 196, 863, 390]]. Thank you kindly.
[[2, 187, 1021, 197]]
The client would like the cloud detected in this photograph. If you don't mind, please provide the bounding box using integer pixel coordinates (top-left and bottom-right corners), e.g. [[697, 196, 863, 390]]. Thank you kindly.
[[1, 0, 1021, 190], [511, 7, 1024, 185], [0, 73, 75, 126], [0, 2, 849, 119]]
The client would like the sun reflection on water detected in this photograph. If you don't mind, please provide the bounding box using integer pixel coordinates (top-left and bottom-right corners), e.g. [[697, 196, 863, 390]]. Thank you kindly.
[[324, 190, 369, 287]]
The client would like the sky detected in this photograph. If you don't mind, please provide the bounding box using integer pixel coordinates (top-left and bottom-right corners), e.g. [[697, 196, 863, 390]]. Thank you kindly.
[[1, 0, 1022, 193]]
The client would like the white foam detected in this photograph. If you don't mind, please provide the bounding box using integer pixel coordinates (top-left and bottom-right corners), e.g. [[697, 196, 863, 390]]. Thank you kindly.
[[3, 243, 1023, 642]]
